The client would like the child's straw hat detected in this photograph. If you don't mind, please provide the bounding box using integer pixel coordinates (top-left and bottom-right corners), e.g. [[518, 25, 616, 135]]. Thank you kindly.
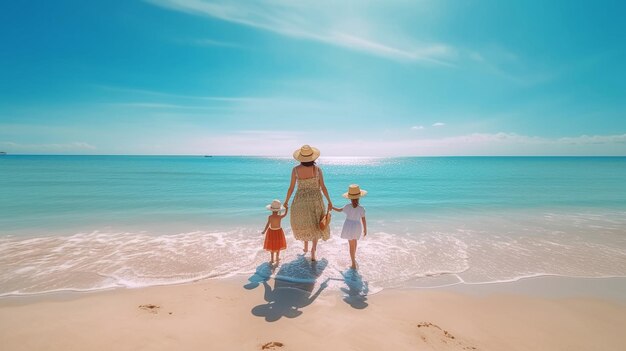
[[342, 184, 368, 199], [293, 144, 320, 162], [266, 199, 286, 212]]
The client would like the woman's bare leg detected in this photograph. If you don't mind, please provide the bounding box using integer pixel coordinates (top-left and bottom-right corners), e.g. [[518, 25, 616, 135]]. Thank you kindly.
[[311, 239, 318, 261], [303, 241, 309, 253], [349, 240, 357, 269]]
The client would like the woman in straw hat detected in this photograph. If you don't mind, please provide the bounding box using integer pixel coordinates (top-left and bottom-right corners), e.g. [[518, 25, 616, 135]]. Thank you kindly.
[[284, 145, 332, 261]]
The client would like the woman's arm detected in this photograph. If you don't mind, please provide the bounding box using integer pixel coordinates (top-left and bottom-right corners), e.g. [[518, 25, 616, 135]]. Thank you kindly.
[[283, 167, 296, 205], [318, 168, 333, 209], [304, 278, 330, 307], [361, 216, 367, 237]]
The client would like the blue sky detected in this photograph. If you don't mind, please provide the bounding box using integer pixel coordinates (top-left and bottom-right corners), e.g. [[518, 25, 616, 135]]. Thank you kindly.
[[1, 0, 625, 156]]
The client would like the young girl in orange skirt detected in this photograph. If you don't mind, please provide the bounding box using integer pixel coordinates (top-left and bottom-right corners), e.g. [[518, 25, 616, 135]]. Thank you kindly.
[[262, 199, 288, 264]]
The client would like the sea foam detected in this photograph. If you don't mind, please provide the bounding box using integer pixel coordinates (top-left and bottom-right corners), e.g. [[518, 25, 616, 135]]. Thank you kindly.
[[1, 210, 625, 297]]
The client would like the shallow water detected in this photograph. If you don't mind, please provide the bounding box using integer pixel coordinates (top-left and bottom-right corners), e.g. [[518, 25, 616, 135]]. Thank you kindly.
[[1, 156, 625, 296]]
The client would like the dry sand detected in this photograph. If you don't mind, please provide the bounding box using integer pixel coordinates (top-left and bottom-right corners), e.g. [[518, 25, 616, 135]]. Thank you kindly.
[[1, 277, 625, 351]]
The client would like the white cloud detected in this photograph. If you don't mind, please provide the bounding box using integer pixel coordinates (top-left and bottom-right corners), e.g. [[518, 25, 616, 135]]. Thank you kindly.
[[191, 38, 243, 48], [187, 130, 305, 156], [411, 125, 424, 130], [146, 0, 455, 65], [557, 134, 626, 145], [432, 122, 445, 127], [336, 132, 626, 156], [331, 34, 455, 66], [108, 102, 214, 110], [96, 85, 265, 103], [0, 141, 96, 154], [469, 51, 485, 62], [163, 132, 626, 156]]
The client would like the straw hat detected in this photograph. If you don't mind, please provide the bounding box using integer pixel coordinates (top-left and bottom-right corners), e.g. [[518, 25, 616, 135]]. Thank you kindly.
[[293, 144, 320, 162], [343, 184, 368, 199], [266, 199, 286, 212]]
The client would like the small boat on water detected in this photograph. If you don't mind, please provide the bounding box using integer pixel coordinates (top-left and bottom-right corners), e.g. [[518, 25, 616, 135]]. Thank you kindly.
[[0, 152, 6, 155], [203, 155, 213, 158]]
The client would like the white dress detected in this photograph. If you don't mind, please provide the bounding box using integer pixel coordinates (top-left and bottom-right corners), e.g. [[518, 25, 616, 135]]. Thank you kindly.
[[340, 204, 365, 240]]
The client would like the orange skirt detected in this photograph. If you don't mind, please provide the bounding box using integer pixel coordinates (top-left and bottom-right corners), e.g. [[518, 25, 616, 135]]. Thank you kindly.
[[264, 228, 287, 252]]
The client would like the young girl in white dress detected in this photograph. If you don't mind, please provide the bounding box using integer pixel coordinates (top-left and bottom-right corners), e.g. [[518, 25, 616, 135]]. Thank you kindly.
[[332, 184, 368, 270]]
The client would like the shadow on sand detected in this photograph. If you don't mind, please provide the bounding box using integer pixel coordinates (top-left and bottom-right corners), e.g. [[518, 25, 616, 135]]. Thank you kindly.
[[247, 255, 329, 322], [244, 262, 274, 290], [340, 269, 369, 309]]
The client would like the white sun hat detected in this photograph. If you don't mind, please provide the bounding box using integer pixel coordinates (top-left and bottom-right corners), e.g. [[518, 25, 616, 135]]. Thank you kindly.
[[266, 199, 286, 212], [293, 144, 320, 162], [342, 184, 368, 199]]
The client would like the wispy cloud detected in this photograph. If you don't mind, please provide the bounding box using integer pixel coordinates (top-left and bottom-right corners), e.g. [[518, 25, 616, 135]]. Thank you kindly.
[[557, 134, 626, 145], [411, 125, 424, 130], [190, 38, 243, 48], [105, 102, 226, 110], [432, 122, 445, 127], [95, 85, 264, 102], [467, 48, 555, 86], [188, 130, 305, 155], [6, 132, 623, 156], [96, 85, 339, 117], [0, 141, 96, 153], [157, 131, 626, 156], [314, 133, 626, 157], [145, 0, 456, 65], [330, 34, 456, 66]]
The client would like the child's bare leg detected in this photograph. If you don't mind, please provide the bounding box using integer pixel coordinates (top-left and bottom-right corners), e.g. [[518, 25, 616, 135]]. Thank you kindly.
[[303, 241, 309, 253], [270, 252, 274, 263], [311, 239, 318, 261], [349, 240, 357, 269], [276, 250, 280, 263]]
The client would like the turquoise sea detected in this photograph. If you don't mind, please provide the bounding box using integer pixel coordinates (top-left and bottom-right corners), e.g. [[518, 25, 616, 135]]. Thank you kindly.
[[1, 156, 625, 296]]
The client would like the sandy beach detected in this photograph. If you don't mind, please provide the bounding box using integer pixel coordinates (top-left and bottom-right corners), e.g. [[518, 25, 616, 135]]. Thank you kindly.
[[3, 0, 626, 348], [1, 276, 625, 351]]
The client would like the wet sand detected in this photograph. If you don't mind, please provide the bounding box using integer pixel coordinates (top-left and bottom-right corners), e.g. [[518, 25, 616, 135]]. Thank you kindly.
[[1, 276, 625, 351]]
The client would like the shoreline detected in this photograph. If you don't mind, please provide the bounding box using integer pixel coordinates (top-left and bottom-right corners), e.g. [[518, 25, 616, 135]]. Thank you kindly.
[[1, 275, 625, 351], [3, 207, 626, 298], [2, 273, 625, 302]]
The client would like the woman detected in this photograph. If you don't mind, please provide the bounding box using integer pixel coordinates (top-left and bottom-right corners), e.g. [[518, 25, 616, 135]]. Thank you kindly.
[[284, 145, 332, 261]]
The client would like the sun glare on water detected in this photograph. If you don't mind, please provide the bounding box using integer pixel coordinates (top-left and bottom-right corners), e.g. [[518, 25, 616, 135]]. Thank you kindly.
[[318, 157, 384, 166]]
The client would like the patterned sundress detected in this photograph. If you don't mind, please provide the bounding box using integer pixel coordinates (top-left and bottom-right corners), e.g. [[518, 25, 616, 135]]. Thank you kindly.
[[289, 166, 330, 241]]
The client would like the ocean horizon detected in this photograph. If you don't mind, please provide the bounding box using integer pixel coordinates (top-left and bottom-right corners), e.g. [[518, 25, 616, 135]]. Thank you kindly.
[[1, 155, 625, 297]]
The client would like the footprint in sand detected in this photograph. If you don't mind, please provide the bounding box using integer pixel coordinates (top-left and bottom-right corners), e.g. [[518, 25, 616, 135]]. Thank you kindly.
[[416, 322, 477, 350], [138, 304, 161, 314], [261, 341, 284, 350]]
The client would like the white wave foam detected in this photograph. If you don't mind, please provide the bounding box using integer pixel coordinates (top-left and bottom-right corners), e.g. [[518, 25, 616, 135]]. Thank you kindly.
[[1, 210, 626, 297]]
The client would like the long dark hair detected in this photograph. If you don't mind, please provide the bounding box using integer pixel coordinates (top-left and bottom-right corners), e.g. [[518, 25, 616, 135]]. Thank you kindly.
[[351, 198, 359, 208], [300, 161, 316, 167]]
